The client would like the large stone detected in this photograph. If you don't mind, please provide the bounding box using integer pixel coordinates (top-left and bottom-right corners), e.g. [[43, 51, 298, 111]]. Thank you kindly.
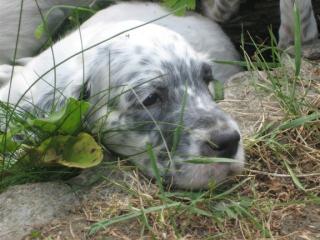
[[0, 182, 79, 240]]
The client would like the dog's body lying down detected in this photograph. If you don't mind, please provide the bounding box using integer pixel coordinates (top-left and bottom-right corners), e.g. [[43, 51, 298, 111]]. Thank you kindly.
[[0, 2, 244, 189]]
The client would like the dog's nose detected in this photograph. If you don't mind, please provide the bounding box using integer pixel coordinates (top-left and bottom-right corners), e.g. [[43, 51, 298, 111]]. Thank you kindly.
[[201, 130, 240, 158]]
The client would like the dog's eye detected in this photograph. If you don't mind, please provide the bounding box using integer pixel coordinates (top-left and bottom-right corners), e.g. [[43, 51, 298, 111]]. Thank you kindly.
[[142, 93, 160, 106], [202, 63, 213, 84]]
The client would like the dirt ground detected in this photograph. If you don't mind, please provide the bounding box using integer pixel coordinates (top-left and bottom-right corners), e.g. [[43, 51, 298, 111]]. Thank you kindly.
[[22, 166, 320, 240]]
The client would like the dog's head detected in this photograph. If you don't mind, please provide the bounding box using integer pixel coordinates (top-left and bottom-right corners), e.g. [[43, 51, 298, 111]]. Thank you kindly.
[[85, 21, 245, 189]]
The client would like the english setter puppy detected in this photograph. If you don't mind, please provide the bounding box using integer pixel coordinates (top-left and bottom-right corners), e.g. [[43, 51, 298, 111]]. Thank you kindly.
[[0, 2, 244, 189]]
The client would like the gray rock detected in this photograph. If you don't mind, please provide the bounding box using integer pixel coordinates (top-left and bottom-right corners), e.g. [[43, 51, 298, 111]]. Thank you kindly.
[[0, 182, 79, 240]]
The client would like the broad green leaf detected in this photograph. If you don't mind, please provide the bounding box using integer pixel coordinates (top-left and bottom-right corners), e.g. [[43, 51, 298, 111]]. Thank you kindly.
[[28, 133, 103, 168], [163, 0, 196, 16], [28, 120, 57, 133], [34, 5, 96, 40], [0, 131, 19, 153], [28, 98, 90, 135]]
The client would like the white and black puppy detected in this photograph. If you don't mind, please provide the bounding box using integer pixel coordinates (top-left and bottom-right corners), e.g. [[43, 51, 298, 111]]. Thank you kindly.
[[0, 2, 244, 189]]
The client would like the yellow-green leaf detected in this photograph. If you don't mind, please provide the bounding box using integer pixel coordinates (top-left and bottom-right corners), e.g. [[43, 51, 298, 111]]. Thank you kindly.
[[35, 133, 103, 168]]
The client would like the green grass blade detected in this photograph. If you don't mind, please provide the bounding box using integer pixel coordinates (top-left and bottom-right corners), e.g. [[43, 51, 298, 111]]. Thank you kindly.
[[171, 82, 187, 156], [278, 112, 320, 131], [284, 160, 306, 191], [146, 143, 164, 193], [184, 157, 243, 164], [89, 202, 181, 235], [213, 177, 251, 200], [293, 3, 302, 77], [232, 201, 271, 238]]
